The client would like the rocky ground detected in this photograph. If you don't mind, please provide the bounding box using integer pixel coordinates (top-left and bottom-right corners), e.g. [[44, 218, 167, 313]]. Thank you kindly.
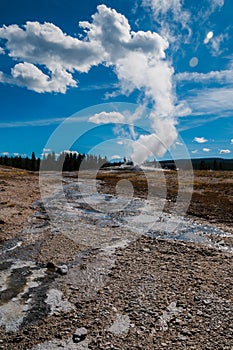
[[0, 167, 40, 242], [0, 166, 233, 349]]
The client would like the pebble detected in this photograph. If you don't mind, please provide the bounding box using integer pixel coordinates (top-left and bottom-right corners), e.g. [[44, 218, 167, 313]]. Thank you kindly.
[[72, 327, 88, 343], [56, 264, 69, 275]]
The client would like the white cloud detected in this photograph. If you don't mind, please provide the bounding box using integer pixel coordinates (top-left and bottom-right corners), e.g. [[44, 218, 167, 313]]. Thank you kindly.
[[0, 117, 66, 128], [231, 139, 233, 144], [199, 0, 225, 22], [84, 6, 186, 161], [0, 5, 172, 96], [210, 0, 224, 10], [186, 87, 233, 117], [0, 71, 4, 82], [1, 152, 9, 156], [0, 47, 4, 54], [0, 20, 94, 92], [0, 21, 102, 73], [0, 115, 90, 128], [220, 149, 231, 154], [0, 5, 188, 162], [142, 0, 190, 30], [203, 148, 211, 152], [191, 150, 198, 154], [11, 62, 77, 93], [117, 140, 124, 145], [210, 33, 228, 56], [176, 69, 233, 84], [0, 3, 188, 133], [89, 111, 125, 124], [79, 82, 116, 93], [194, 137, 208, 143]]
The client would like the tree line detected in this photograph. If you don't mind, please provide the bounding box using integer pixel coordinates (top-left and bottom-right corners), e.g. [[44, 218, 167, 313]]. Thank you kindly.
[[159, 158, 233, 171], [0, 152, 108, 171], [1, 153, 233, 171]]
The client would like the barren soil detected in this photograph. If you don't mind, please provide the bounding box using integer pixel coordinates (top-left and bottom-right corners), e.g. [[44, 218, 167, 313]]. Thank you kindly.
[[0, 167, 232, 350]]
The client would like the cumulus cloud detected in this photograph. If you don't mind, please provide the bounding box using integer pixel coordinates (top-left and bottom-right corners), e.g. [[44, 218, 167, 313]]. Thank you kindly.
[[0, 21, 101, 72], [89, 111, 125, 124], [203, 148, 211, 152], [231, 139, 233, 144], [191, 150, 198, 154], [0, 20, 98, 92], [11, 62, 76, 93], [220, 149, 231, 154], [0, 5, 187, 162], [0, 5, 171, 95], [194, 137, 208, 143]]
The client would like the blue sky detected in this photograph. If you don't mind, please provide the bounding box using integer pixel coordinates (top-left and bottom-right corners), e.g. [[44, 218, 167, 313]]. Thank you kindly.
[[0, 0, 233, 162]]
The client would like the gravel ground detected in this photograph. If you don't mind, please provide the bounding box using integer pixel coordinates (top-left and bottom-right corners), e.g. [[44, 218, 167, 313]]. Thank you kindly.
[[0, 167, 233, 349]]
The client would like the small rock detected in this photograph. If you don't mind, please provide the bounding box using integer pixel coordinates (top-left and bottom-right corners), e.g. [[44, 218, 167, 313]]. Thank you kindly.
[[73, 327, 88, 343], [175, 318, 182, 324], [181, 328, 191, 336], [178, 335, 187, 341], [143, 248, 150, 252], [56, 264, 69, 275], [46, 262, 56, 269]]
